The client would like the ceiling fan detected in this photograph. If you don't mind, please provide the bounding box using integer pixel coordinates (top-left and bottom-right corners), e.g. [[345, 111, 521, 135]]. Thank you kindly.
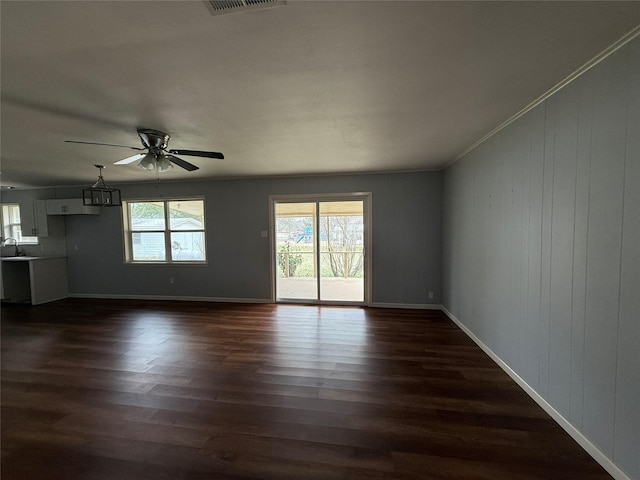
[[65, 128, 224, 172]]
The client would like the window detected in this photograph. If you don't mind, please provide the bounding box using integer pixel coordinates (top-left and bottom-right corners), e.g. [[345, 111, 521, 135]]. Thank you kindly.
[[122, 198, 206, 263], [0, 204, 38, 244]]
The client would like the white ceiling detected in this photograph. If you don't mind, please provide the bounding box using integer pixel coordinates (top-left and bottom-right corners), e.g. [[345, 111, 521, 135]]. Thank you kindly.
[[1, 1, 639, 189]]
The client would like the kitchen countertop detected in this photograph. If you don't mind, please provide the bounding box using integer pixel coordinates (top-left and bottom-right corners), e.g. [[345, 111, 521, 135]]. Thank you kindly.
[[1, 256, 66, 261]]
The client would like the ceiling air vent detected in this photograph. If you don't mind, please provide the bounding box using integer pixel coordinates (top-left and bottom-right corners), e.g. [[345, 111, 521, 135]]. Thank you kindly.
[[204, 0, 286, 16]]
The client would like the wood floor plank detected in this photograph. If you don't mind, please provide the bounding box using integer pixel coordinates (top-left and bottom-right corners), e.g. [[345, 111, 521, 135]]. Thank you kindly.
[[1, 299, 613, 479]]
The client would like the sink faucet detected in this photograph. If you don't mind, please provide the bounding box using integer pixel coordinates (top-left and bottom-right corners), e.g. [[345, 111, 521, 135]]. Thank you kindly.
[[2, 237, 19, 256]]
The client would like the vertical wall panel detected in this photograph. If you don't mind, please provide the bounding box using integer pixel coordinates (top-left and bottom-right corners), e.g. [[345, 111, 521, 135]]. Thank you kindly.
[[470, 143, 489, 336], [538, 96, 556, 398], [372, 178, 394, 303], [442, 164, 456, 310], [516, 114, 533, 377], [503, 119, 527, 370], [460, 161, 476, 324], [614, 39, 640, 479], [569, 69, 594, 430], [582, 51, 627, 457], [548, 84, 579, 417], [443, 36, 640, 479], [522, 105, 546, 390]]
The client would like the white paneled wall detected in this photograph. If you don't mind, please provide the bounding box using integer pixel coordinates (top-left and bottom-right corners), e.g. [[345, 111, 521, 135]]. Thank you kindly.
[[443, 37, 639, 479]]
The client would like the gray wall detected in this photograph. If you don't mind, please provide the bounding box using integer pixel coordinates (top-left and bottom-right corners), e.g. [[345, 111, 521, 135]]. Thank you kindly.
[[443, 37, 639, 479], [47, 171, 442, 305]]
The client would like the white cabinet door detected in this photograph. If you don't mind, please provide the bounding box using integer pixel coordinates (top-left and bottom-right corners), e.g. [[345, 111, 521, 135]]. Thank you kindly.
[[29, 258, 68, 305], [45, 199, 67, 215], [19, 200, 49, 236], [18, 201, 36, 236], [46, 199, 100, 215], [0, 261, 31, 303]]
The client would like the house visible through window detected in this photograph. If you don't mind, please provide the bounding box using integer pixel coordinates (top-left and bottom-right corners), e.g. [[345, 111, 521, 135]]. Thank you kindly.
[[122, 198, 206, 263], [1, 204, 38, 244]]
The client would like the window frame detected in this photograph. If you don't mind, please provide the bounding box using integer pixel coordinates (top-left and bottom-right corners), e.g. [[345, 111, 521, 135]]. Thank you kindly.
[[122, 197, 207, 265], [0, 203, 39, 245]]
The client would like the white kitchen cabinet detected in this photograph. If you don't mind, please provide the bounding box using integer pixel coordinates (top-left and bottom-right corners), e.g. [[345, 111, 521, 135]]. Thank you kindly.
[[1, 256, 68, 305], [19, 200, 50, 236], [46, 198, 100, 215]]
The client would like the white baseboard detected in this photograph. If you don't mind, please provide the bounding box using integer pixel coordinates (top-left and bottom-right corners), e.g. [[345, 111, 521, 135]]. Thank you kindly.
[[441, 306, 631, 480], [67, 293, 271, 304], [370, 302, 443, 310], [67, 295, 442, 310], [69, 293, 443, 310]]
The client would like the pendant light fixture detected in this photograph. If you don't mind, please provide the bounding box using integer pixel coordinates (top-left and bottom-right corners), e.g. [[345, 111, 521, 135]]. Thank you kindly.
[[83, 164, 122, 207]]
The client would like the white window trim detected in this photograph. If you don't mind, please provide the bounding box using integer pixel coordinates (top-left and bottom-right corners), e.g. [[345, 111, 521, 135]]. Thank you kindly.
[[122, 197, 207, 265], [0, 203, 39, 245]]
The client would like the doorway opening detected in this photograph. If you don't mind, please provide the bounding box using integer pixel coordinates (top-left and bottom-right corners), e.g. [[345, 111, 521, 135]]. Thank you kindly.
[[271, 194, 371, 305]]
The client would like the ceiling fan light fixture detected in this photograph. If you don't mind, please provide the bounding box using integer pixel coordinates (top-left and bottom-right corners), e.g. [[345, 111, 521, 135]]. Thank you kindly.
[[83, 165, 121, 207], [157, 155, 174, 173], [138, 153, 157, 171]]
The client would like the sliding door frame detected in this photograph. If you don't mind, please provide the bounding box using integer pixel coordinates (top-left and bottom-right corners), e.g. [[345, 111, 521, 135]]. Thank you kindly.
[[269, 192, 372, 306]]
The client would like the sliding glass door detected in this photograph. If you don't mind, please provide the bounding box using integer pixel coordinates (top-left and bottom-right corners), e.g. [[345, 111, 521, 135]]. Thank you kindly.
[[272, 194, 370, 304], [274, 202, 317, 301]]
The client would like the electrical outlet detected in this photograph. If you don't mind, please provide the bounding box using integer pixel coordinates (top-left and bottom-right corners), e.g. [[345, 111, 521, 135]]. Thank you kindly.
[[428, 291, 434, 299], [169, 277, 175, 284]]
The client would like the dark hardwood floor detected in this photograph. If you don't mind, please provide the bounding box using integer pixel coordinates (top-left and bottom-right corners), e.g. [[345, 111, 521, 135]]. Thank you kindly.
[[1, 299, 611, 480]]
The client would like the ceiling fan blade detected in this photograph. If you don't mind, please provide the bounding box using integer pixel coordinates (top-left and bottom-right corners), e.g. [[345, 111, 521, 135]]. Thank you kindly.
[[65, 140, 145, 150], [114, 153, 146, 165], [166, 154, 199, 171], [167, 149, 224, 159]]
